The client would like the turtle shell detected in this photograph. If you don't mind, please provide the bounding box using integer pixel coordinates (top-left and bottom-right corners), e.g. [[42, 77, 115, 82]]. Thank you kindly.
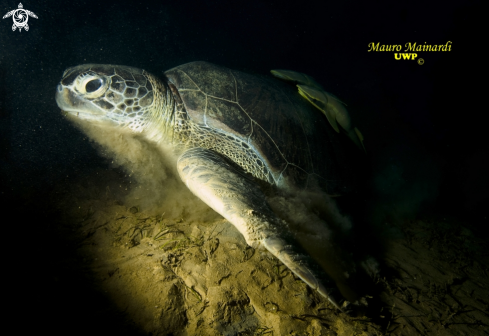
[[164, 62, 357, 195]]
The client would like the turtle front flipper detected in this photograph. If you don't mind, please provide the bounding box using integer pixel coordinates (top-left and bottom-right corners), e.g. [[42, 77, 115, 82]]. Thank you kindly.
[[271, 69, 366, 153], [177, 147, 346, 311]]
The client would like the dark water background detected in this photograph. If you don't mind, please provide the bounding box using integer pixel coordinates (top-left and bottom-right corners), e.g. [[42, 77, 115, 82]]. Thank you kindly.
[[0, 0, 486, 334]]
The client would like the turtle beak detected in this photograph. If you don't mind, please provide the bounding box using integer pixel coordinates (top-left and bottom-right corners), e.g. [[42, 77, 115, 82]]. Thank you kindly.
[[55, 84, 100, 118], [55, 85, 75, 112]]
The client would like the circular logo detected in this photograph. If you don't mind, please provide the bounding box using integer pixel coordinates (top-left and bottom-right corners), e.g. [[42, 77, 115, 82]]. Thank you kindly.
[[14, 10, 27, 26], [417, 58, 425, 65]]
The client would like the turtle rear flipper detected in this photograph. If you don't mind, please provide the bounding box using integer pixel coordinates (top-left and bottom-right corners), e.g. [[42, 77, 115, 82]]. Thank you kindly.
[[177, 147, 346, 311]]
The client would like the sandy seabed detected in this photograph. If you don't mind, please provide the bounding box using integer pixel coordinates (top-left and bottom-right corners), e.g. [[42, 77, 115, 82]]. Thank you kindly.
[[45, 169, 489, 336]]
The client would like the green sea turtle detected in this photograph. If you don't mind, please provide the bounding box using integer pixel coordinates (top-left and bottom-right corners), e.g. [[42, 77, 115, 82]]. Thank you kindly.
[[55, 62, 363, 311]]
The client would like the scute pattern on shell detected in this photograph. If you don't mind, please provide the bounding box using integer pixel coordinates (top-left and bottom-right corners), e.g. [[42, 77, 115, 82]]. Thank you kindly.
[[164, 62, 357, 194]]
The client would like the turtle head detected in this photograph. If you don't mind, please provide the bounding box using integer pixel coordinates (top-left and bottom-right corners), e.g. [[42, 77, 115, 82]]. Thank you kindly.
[[56, 64, 161, 133]]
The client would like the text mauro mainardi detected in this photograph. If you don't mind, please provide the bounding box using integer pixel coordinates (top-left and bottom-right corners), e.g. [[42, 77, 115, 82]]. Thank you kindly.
[[368, 41, 452, 52]]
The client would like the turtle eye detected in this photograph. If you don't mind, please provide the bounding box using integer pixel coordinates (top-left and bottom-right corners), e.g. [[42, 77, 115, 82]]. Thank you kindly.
[[86, 78, 103, 93], [75, 72, 110, 98]]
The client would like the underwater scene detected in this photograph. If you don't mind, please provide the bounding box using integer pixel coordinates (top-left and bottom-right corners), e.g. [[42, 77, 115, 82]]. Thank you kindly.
[[0, 0, 487, 335]]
